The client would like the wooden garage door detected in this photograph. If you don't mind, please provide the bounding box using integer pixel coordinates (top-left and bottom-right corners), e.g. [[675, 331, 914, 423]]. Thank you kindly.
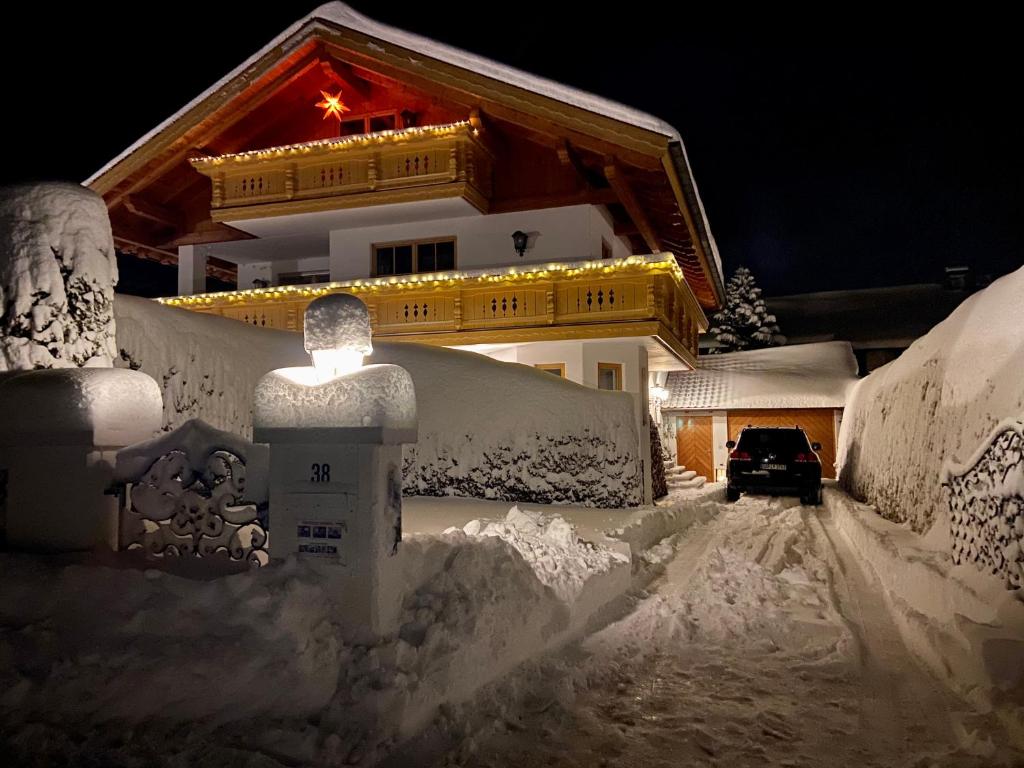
[[676, 413, 714, 479], [727, 409, 837, 479]]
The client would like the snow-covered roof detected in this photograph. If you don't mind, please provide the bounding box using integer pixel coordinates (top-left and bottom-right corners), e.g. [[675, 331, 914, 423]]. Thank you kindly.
[[766, 284, 972, 350], [86, 3, 680, 186], [663, 341, 859, 411]]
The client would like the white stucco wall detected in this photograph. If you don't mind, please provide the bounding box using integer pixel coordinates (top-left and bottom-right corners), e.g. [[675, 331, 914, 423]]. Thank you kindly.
[[238, 257, 330, 290], [328, 204, 629, 280]]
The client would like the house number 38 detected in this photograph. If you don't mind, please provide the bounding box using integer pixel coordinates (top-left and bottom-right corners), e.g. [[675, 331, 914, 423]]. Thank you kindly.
[[310, 463, 331, 483]]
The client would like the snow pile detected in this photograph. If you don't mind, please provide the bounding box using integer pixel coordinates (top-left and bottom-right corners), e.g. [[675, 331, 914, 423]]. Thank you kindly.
[[453, 506, 629, 606], [945, 419, 1024, 590], [0, 504, 643, 764], [838, 265, 1024, 533], [664, 340, 858, 410], [827, 488, 1024, 743], [115, 296, 642, 506], [0, 183, 118, 370]]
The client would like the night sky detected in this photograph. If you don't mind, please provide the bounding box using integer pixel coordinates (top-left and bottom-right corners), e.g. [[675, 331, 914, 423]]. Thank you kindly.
[[3, 5, 1020, 296]]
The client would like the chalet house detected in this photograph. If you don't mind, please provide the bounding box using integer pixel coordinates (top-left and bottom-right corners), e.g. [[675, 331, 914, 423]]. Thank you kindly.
[[86, 2, 724, 435], [659, 342, 858, 482]]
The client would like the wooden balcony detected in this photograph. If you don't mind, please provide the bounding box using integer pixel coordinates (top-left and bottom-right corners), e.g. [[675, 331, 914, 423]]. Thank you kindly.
[[161, 254, 707, 368], [190, 121, 493, 221]]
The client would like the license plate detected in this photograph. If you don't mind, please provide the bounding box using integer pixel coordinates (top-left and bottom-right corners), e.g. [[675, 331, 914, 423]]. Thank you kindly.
[[762, 463, 787, 471]]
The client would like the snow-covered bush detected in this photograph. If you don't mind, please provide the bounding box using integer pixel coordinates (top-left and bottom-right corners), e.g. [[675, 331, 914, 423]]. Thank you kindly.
[[0, 183, 118, 370], [115, 296, 644, 507], [838, 265, 1024, 534], [944, 420, 1024, 589], [706, 266, 785, 353]]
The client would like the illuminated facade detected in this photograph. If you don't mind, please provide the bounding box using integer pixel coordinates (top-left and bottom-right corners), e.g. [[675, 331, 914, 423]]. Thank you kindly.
[[87, 3, 724, 409]]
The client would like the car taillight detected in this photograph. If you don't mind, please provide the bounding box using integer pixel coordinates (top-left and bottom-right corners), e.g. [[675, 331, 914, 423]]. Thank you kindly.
[[729, 450, 751, 460], [794, 452, 819, 463]]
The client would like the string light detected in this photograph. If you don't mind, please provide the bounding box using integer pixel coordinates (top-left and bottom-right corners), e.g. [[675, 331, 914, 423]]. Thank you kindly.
[[190, 120, 472, 168], [158, 253, 690, 307]]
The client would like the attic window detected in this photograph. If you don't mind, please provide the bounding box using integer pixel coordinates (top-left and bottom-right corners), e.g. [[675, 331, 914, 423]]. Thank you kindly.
[[339, 112, 400, 137]]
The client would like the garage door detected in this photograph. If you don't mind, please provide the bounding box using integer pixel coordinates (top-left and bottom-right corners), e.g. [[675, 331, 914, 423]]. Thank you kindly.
[[727, 409, 838, 479], [676, 413, 714, 479]]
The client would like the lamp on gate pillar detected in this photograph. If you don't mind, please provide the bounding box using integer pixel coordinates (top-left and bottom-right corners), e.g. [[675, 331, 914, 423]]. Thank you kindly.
[[253, 293, 417, 637]]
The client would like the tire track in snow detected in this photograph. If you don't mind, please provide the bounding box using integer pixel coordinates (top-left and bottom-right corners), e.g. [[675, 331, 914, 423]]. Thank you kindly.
[[426, 493, 1018, 768]]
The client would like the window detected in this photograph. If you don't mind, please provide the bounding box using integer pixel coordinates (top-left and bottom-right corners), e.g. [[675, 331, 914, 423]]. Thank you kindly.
[[534, 363, 566, 377], [339, 111, 401, 137], [597, 362, 623, 391], [278, 271, 330, 286], [373, 238, 456, 277]]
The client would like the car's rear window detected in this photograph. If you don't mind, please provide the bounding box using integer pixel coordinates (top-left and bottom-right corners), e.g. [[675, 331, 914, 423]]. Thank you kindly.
[[737, 429, 811, 452]]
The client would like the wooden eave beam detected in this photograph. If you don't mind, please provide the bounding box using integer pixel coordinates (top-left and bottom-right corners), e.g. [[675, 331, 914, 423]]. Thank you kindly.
[[320, 57, 371, 99], [557, 140, 605, 189], [164, 221, 255, 248], [96, 40, 322, 204], [318, 33, 668, 169], [604, 160, 660, 253], [123, 195, 183, 230]]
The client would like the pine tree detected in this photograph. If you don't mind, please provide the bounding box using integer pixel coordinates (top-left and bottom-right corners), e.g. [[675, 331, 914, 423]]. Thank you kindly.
[[707, 267, 785, 353]]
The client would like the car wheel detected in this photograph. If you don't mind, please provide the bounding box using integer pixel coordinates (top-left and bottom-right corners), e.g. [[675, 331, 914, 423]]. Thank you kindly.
[[726, 486, 740, 502]]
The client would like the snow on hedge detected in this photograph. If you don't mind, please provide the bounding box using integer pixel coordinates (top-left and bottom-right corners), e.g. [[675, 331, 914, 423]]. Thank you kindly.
[[0, 183, 118, 370], [0, 510, 632, 765], [114, 295, 643, 507], [837, 265, 1024, 534]]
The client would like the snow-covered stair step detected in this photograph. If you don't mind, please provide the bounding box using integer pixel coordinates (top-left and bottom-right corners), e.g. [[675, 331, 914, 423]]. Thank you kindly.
[[676, 469, 697, 481], [671, 475, 706, 489], [665, 465, 688, 476]]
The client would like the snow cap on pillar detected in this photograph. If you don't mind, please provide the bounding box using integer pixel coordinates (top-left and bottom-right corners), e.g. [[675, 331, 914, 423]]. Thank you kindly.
[[304, 293, 373, 356]]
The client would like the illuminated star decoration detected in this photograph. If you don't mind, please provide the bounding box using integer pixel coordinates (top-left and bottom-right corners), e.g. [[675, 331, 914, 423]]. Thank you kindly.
[[316, 90, 351, 121]]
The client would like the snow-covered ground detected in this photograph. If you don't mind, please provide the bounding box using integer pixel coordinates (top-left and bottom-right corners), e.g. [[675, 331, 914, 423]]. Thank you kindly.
[[0, 491, 716, 766], [402, 487, 1023, 767], [2, 485, 1020, 765]]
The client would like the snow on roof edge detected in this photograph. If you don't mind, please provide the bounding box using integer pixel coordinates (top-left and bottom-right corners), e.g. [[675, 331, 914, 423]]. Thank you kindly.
[[662, 342, 859, 411], [86, 2, 682, 186]]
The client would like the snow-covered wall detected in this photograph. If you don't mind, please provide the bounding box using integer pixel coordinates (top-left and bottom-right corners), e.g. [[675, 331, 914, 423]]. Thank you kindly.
[[837, 266, 1024, 534], [114, 296, 643, 506], [0, 183, 118, 370]]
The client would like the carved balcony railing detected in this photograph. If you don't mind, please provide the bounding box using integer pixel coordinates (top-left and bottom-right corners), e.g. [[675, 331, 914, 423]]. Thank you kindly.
[[190, 121, 494, 220], [161, 254, 707, 367]]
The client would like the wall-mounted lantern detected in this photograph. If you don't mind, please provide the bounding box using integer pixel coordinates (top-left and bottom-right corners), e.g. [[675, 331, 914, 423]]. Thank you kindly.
[[511, 230, 529, 258]]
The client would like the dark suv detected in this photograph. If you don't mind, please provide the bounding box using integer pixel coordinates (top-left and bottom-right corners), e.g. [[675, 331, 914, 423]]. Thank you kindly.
[[725, 427, 823, 505]]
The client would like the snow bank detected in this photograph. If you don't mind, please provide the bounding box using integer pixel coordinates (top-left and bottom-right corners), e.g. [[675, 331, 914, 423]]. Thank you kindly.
[[837, 266, 1024, 533], [827, 488, 1024, 742], [664, 341, 858, 410], [0, 507, 640, 764], [0, 183, 118, 370], [114, 294, 307, 437], [115, 295, 643, 507]]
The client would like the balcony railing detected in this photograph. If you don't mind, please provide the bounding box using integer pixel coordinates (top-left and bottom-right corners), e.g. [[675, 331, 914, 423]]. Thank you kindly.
[[190, 121, 493, 220], [161, 254, 706, 367]]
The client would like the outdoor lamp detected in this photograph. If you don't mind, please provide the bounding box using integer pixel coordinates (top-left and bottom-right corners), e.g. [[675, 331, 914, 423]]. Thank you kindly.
[[511, 230, 529, 257], [650, 385, 670, 403]]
